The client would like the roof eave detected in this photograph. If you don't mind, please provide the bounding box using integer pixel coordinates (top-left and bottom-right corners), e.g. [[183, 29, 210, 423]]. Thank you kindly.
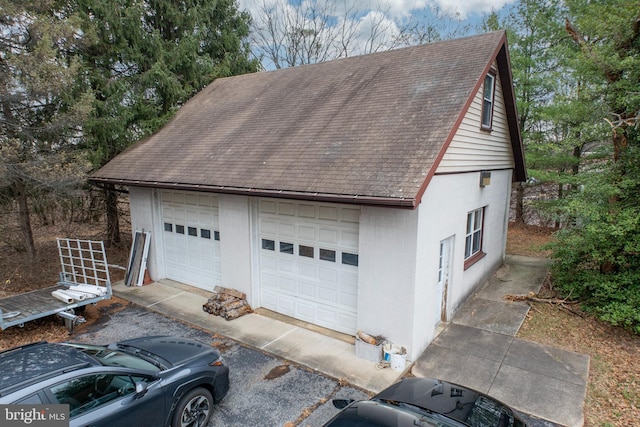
[[89, 177, 418, 209], [496, 35, 527, 183]]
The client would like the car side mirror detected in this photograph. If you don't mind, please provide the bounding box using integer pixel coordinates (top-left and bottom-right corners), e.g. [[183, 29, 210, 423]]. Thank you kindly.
[[332, 399, 354, 409], [135, 382, 148, 398]]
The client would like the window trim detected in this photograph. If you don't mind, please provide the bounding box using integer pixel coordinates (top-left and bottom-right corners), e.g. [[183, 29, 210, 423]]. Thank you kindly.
[[464, 207, 486, 269], [480, 71, 496, 131]]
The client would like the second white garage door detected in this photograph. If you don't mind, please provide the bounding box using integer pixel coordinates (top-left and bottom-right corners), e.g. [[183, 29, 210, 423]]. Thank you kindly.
[[259, 200, 360, 334], [161, 190, 221, 291]]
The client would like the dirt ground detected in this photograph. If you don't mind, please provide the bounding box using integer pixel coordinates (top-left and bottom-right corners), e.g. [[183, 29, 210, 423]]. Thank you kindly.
[[1, 222, 638, 426]]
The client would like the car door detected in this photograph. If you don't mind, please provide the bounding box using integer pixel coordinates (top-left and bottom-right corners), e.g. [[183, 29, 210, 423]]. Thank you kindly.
[[45, 372, 166, 427]]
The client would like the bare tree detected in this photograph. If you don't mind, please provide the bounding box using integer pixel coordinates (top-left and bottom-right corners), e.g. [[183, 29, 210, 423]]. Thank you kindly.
[[249, 0, 404, 69], [393, 5, 471, 47]]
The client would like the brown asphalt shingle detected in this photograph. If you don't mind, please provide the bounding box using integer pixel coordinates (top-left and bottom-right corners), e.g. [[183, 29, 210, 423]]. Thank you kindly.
[[92, 31, 518, 207]]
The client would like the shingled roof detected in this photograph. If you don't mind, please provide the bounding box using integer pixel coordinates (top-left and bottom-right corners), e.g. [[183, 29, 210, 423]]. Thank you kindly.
[[91, 31, 524, 208]]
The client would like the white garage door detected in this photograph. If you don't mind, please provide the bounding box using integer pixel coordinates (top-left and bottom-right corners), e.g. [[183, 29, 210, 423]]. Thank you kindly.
[[259, 200, 359, 334], [161, 191, 221, 291]]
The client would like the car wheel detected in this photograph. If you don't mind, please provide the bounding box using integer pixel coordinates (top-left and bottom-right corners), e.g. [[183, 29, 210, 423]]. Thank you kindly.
[[172, 387, 213, 427]]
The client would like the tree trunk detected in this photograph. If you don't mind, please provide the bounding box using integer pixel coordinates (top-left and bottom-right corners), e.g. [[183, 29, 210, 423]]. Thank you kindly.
[[513, 182, 525, 224], [15, 179, 36, 258], [104, 184, 121, 247]]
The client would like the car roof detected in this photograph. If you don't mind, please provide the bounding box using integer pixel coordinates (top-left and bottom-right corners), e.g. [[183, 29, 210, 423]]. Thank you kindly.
[[0, 342, 98, 394]]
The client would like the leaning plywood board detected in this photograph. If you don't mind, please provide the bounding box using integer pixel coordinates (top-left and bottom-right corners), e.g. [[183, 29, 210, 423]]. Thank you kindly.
[[125, 230, 151, 286]]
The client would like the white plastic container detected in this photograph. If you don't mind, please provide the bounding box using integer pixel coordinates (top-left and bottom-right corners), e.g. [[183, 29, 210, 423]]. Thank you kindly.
[[383, 343, 407, 371]]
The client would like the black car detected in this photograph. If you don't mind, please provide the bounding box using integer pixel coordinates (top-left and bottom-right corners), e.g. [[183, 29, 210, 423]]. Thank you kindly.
[[0, 336, 229, 427], [324, 377, 526, 427]]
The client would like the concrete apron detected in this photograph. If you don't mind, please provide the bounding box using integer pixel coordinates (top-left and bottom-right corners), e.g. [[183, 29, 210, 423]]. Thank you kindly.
[[411, 255, 590, 427]]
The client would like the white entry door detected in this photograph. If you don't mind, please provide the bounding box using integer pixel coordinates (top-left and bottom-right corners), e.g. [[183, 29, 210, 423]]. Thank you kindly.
[[437, 236, 454, 323]]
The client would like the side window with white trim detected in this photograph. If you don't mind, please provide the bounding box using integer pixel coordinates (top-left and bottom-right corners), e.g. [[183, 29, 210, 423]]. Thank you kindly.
[[481, 73, 495, 130]]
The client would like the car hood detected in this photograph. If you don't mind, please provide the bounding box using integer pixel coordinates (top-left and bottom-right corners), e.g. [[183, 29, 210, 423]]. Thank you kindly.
[[324, 400, 432, 427], [113, 336, 215, 367], [374, 378, 524, 426]]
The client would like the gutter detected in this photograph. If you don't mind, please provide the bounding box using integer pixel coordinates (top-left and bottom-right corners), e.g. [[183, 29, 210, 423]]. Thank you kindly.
[[88, 177, 418, 209]]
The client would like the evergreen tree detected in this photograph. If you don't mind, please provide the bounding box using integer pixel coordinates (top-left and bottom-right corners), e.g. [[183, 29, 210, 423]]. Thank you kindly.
[[548, 0, 640, 332], [0, 0, 93, 256], [70, 0, 259, 245]]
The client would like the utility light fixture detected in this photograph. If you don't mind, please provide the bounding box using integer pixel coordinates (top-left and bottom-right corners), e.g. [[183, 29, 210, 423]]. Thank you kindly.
[[480, 171, 491, 187]]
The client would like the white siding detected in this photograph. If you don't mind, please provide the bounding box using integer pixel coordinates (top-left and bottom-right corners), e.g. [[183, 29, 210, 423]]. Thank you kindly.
[[437, 64, 515, 173], [410, 170, 512, 359], [357, 207, 419, 359], [219, 194, 253, 301]]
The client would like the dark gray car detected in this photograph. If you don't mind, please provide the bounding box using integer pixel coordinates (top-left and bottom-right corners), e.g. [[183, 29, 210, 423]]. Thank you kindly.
[[0, 336, 229, 427], [324, 377, 526, 427]]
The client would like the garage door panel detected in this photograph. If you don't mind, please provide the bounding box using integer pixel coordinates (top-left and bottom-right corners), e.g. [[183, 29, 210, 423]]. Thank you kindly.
[[318, 267, 338, 283], [297, 281, 316, 299], [341, 270, 357, 285], [279, 223, 295, 237], [295, 301, 315, 321], [262, 290, 278, 307], [317, 307, 336, 325], [297, 262, 316, 278], [298, 225, 316, 240], [259, 199, 359, 335], [162, 191, 220, 292], [197, 195, 212, 207], [186, 210, 198, 222], [279, 277, 296, 293], [338, 313, 357, 331], [198, 211, 212, 223], [279, 295, 295, 314], [318, 206, 337, 220], [261, 220, 277, 234], [297, 204, 315, 217], [261, 272, 278, 289], [342, 231, 359, 247], [342, 208, 360, 223], [261, 255, 278, 270], [317, 286, 338, 304], [341, 292, 357, 308], [318, 228, 337, 244], [279, 258, 296, 273], [278, 202, 294, 215]]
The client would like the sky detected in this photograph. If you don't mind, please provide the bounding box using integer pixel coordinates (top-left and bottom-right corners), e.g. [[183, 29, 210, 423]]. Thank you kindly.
[[237, 0, 518, 22], [237, 0, 519, 69]]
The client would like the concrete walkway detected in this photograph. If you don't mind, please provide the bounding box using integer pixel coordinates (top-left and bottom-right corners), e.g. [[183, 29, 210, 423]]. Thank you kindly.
[[412, 255, 589, 427], [112, 254, 589, 426]]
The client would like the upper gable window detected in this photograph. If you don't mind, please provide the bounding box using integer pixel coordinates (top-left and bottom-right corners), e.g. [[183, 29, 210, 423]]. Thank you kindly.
[[481, 72, 496, 130]]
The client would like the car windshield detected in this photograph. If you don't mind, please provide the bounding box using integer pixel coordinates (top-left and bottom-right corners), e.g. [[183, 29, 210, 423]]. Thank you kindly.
[[376, 400, 466, 427], [63, 344, 161, 372], [376, 396, 523, 427], [325, 400, 465, 427]]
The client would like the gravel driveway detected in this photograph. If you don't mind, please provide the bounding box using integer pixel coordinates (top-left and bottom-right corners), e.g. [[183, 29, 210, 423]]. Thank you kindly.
[[74, 303, 368, 426]]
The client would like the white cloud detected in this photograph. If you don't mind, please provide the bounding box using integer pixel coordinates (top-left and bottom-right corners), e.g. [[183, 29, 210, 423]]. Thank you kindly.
[[236, 0, 517, 69], [429, 0, 516, 19]]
